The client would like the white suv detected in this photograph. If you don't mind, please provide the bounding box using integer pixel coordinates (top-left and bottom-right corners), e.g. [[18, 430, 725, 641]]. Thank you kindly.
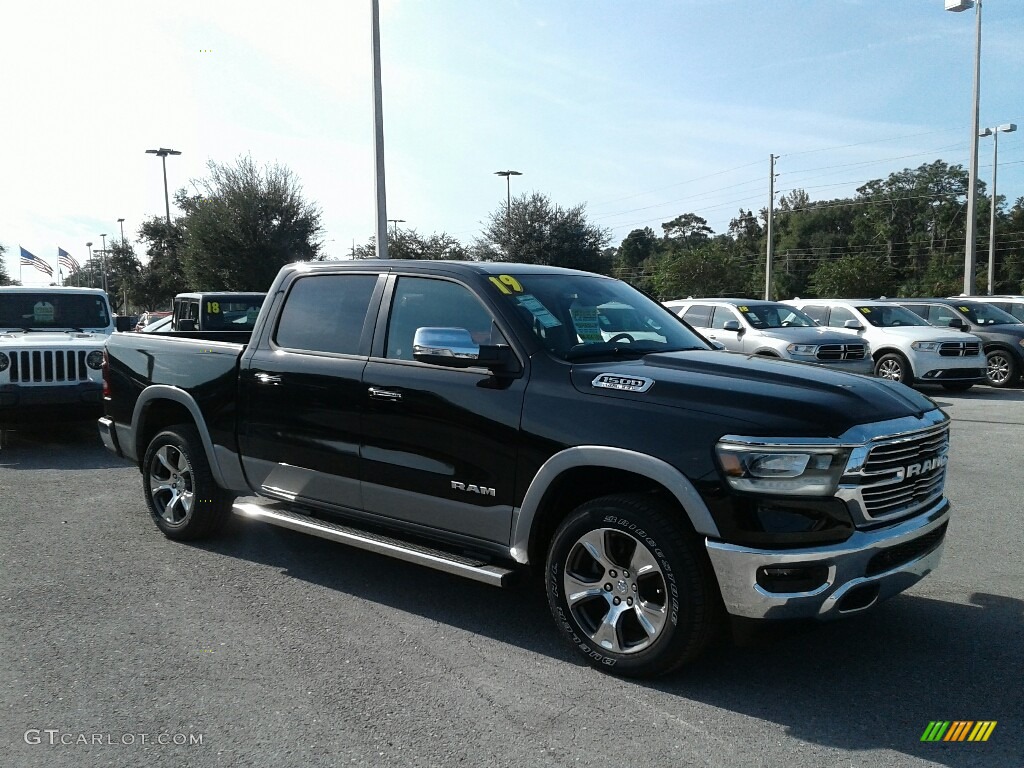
[[0, 286, 114, 422], [664, 298, 874, 375], [784, 298, 985, 391]]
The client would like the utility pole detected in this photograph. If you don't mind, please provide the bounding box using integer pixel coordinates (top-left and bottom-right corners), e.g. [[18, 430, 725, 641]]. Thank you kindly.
[[765, 154, 777, 301], [371, 0, 389, 259]]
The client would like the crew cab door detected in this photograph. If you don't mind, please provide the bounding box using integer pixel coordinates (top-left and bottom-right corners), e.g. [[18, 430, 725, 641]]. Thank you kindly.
[[360, 274, 527, 546], [237, 271, 385, 511]]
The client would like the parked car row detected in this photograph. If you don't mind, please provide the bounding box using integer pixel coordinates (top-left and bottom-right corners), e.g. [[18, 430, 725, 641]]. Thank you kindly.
[[665, 294, 1024, 390]]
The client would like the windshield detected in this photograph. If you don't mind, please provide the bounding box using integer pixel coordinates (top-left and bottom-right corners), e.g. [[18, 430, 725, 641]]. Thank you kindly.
[[954, 302, 1020, 327], [487, 273, 709, 361], [855, 305, 929, 328], [0, 292, 111, 330], [738, 303, 817, 329]]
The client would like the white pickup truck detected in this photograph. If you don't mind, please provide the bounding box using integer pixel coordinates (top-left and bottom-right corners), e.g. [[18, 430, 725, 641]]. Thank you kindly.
[[0, 286, 115, 423]]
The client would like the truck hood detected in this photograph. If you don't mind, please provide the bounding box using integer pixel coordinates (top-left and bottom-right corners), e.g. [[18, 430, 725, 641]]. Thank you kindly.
[[0, 330, 109, 347], [570, 350, 936, 437], [751, 326, 866, 345]]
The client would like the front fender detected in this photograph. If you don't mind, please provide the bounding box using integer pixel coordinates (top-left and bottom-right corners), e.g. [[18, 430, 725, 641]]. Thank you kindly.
[[509, 445, 719, 565]]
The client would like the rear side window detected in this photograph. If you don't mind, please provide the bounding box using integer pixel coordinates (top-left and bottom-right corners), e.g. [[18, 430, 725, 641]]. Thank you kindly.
[[926, 305, 960, 326], [275, 274, 378, 355], [681, 305, 712, 327]]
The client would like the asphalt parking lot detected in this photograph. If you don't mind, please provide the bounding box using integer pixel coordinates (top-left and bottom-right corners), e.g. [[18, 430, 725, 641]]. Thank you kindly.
[[1, 389, 1022, 768]]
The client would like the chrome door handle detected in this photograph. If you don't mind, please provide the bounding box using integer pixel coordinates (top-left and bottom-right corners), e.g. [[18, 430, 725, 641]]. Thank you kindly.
[[368, 387, 402, 402], [254, 373, 281, 385]]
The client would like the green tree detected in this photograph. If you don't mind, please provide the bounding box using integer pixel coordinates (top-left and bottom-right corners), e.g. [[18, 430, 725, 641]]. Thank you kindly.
[[178, 155, 324, 291], [651, 238, 748, 300], [660, 213, 713, 245], [0, 243, 11, 285], [135, 217, 188, 310], [105, 240, 143, 313], [474, 192, 612, 274], [353, 230, 470, 260], [809, 254, 896, 298]]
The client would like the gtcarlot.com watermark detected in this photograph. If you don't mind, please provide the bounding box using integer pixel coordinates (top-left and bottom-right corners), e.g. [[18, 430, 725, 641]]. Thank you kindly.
[[24, 729, 204, 747]]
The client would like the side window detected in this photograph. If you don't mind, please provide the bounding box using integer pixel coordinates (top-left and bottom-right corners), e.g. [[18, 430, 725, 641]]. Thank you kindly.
[[901, 304, 928, 321], [800, 305, 827, 324], [827, 306, 856, 327], [928, 306, 959, 326], [1011, 303, 1024, 322], [275, 274, 378, 355], [710, 306, 738, 329], [681, 305, 712, 327], [187, 302, 200, 321], [386, 277, 501, 361]]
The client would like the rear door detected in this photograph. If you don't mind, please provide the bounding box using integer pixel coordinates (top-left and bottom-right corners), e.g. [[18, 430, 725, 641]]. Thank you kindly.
[[238, 270, 384, 511], [360, 273, 527, 545]]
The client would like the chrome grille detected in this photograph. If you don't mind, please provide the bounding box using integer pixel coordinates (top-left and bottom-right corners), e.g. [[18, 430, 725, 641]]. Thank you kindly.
[[816, 343, 866, 361], [7, 349, 90, 384], [939, 341, 980, 357], [840, 422, 949, 525]]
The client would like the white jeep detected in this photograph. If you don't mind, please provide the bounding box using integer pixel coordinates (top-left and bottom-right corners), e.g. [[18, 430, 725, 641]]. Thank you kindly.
[[0, 287, 114, 422]]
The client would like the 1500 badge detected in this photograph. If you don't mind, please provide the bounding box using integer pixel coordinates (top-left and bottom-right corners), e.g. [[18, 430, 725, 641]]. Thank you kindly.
[[592, 373, 654, 393]]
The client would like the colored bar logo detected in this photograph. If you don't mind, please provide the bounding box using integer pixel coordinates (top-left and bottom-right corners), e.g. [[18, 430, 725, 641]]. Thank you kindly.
[[921, 721, 997, 742]]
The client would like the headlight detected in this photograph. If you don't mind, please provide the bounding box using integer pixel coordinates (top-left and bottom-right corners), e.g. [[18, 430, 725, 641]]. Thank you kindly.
[[787, 344, 818, 355], [911, 341, 941, 352], [0, 352, 8, 372], [716, 441, 850, 496], [86, 350, 104, 370]]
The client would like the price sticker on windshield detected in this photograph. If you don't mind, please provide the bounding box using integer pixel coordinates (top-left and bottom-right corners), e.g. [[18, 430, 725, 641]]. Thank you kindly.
[[858, 307, 872, 314], [738, 305, 749, 312], [206, 301, 221, 314], [959, 306, 970, 313], [489, 275, 523, 295]]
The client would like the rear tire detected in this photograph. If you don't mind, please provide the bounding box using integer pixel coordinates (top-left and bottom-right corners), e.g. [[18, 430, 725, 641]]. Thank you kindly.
[[874, 352, 911, 384], [985, 349, 1019, 388], [545, 493, 722, 678], [142, 424, 233, 541]]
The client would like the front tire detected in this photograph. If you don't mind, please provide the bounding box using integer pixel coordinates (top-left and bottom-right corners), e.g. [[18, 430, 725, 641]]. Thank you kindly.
[[545, 493, 721, 678], [874, 352, 911, 384], [985, 349, 1019, 388], [142, 424, 233, 540]]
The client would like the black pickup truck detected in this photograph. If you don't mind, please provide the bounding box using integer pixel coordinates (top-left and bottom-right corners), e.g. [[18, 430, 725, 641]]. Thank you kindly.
[[99, 260, 952, 677]]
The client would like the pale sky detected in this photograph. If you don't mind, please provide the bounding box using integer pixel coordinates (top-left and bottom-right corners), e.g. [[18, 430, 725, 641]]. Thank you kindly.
[[2, 0, 1023, 286]]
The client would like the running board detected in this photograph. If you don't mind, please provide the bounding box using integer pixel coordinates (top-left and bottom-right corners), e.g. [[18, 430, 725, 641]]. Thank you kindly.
[[233, 501, 516, 587]]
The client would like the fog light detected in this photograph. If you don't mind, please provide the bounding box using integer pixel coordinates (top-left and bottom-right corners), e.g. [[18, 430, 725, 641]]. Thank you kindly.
[[756, 565, 829, 594]]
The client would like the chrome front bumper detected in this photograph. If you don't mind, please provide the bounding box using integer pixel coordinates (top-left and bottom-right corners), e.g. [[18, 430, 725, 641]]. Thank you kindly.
[[706, 498, 950, 620]]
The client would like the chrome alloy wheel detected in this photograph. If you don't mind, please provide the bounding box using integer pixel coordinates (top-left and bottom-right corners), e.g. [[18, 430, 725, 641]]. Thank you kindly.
[[876, 358, 904, 380], [561, 528, 668, 654], [986, 352, 1012, 386], [148, 444, 195, 526]]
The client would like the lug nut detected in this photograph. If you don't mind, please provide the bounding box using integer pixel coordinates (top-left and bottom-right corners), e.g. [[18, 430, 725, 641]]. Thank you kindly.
[[632, 584, 637, 592], [609, 570, 617, 578], [627, 598, 633, 606], [623, 570, 630, 578], [604, 583, 613, 592], [613, 597, 621, 605]]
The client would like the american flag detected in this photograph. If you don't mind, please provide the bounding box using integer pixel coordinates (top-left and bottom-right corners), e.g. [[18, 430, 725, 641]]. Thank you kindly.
[[58, 247, 80, 272], [20, 247, 54, 277]]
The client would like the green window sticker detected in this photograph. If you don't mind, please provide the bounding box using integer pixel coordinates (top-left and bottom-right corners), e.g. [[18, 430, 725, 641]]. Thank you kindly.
[[516, 294, 562, 328], [570, 307, 604, 343]]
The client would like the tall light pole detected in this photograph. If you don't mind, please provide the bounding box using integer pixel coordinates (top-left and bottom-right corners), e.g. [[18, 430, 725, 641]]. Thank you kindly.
[[371, 0, 389, 259], [765, 154, 777, 301], [387, 218, 405, 237], [99, 234, 108, 293], [945, 0, 983, 294], [982, 122, 1017, 294], [494, 170, 522, 218], [117, 217, 126, 244], [145, 147, 182, 225], [86, 241, 94, 289]]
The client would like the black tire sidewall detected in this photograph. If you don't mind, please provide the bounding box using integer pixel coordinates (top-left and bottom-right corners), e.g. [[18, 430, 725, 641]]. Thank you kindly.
[[545, 496, 710, 677]]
